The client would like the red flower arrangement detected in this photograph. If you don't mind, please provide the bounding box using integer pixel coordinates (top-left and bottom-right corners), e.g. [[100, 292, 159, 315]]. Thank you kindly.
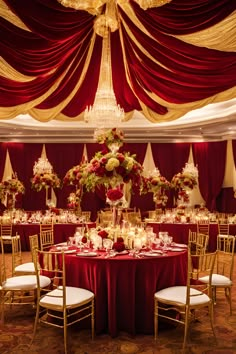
[[98, 229, 109, 239], [106, 187, 123, 202], [113, 237, 125, 252]]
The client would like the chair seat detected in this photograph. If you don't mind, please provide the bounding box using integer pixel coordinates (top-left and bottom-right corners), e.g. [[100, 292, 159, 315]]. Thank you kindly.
[[3, 275, 51, 291], [14, 262, 35, 273], [40, 286, 94, 310], [154, 286, 210, 306], [200, 274, 232, 286]]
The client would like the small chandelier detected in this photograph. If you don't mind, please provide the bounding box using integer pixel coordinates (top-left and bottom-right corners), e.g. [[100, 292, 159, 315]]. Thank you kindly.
[[84, 1, 125, 129]]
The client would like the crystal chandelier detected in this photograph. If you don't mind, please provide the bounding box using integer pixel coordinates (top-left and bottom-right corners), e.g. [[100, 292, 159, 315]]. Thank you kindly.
[[84, 1, 124, 129], [33, 157, 53, 175]]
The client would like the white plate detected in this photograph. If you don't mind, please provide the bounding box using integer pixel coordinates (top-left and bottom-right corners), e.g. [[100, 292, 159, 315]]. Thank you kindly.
[[171, 243, 187, 248], [55, 242, 67, 247], [117, 250, 129, 255], [64, 249, 77, 254], [76, 252, 97, 257], [140, 251, 163, 257], [168, 248, 184, 252]]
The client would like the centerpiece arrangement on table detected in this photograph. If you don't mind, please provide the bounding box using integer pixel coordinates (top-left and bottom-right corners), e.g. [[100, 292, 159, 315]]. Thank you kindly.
[[0, 173, 25, 209]]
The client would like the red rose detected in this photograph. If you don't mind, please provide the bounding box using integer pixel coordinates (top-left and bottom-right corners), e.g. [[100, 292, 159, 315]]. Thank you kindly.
[[106, 188, 123, 201], [113, 242, 125, 252], [82, 236, 88, 243], [98, 230, 109, 239], [117, 237, 124, 243]]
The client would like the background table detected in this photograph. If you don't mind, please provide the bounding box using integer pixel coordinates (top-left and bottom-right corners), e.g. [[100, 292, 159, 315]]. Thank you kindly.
[[13, 222, 96, 251], [147, 222, 236, 251], [65, 250, 188, 337]]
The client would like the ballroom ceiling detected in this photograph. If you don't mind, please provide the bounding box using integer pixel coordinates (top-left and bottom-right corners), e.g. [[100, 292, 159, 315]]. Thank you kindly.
[[0, 0, 236, 142]]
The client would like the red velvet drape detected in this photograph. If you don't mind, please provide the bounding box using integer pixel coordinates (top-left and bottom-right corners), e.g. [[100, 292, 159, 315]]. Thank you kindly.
[[192, 141, 227, 211]]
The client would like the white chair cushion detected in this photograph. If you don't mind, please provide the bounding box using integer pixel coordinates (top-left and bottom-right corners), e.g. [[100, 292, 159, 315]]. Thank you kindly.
[[3, 275, 51, 291], [200, 274, 232, 286], [15, 262, 35, 273], [1, 236, 12, 240], [154, 286, 210, 306], [40, 286, 94, 308]]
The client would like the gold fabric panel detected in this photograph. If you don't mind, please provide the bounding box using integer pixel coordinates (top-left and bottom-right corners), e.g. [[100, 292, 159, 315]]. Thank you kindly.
[[0, 0, 30, 31], [175, 11, 236, 52]]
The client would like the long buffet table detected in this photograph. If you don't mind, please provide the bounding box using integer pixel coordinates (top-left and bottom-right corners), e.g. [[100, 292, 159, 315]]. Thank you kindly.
[[64, 248, 188, 337], [12, 222, 96, 251], [147, 222, 236, 252]]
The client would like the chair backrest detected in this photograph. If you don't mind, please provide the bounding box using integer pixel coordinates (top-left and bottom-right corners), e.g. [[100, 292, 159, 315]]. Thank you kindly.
[[215, 236, 235, 280], [187, 250, 216, 303], [81, 211, 91, 222], [122, 210, 141, 225], [40, 223, 53, 234], [1, 223, 13, 236], [188, 230, 208, 254], [34, 249, 65, 303], [217, 234, 235, 252], [40, 230, 54, 251], [197, 222, 210, 236], [11, 235, 22, 276], [0, 237, 6, 285], [217, 223, 229, 236], [29, 234, 39, 261], [97, 211, 113, 227]]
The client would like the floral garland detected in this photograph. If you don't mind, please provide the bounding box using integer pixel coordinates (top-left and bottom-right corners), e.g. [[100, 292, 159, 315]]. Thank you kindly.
[[94, 128, 124, 147], [0, 178, 25, 196], [31, 172, 61, 192], [84, 150, 143, 191]]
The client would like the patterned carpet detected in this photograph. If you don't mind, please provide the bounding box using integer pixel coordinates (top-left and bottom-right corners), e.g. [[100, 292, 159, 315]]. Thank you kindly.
[[1, 252, 236, 354]]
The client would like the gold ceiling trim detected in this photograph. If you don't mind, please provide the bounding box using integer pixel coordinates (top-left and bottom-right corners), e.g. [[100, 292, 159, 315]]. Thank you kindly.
[[57, 0, 106, 15]]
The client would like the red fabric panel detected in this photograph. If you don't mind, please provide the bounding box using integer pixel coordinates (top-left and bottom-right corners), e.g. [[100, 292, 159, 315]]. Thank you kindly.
[[131, 0, 236, 34], [192, 141, 227, 210]]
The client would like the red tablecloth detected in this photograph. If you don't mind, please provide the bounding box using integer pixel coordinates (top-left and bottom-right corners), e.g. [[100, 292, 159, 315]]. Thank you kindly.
[[65, 250, 188, 337], [13, 222, 96, 251], [147, 222, 236, 252]]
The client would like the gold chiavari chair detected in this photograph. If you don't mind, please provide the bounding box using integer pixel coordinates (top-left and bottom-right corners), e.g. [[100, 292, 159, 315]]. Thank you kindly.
[[31, 249, 95, 354], [81, 211, 91, 222], [200, 235, 235, 314], [154, 250, 216, 350], [0, 236, 51, 324], [188, 230, 209, 255]]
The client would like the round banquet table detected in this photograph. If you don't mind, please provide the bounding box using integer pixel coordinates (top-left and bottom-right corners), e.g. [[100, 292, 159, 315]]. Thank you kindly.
[[64, 249, 188, 337]]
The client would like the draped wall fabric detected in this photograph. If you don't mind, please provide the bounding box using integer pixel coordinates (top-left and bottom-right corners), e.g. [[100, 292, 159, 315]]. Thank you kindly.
[[0, 0, 236, 126], [192, 141, 227, 210], [0, 141, 235, 216]]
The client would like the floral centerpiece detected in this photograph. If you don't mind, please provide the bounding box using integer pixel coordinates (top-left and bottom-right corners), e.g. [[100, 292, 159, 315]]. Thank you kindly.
[[31, 172, 61, 192], [1, 177, 25, 195], [84, 149, 143, 192], [31, 156, 61, 192], [63, 161, 87, 187], [140, 168, 170, 209], [94, 127, 124, 149], [171, 162, 198, 208], [171, 163, 198, 192]]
